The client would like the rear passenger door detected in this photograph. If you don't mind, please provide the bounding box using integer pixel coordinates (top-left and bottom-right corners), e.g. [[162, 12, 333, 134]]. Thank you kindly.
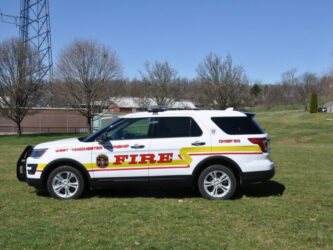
[[148, 116, 210, 177]]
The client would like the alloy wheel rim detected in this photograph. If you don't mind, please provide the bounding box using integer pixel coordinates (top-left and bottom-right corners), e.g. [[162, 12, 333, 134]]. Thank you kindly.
[[52, 171, 79, 198], [203, 170, 231, 198]]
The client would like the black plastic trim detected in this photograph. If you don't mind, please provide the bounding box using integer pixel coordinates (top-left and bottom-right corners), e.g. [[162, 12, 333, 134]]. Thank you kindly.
[[150, 176, 193, 183], [27, 178, 43, 189], [17, 145, 34, 182], [193, 155, 243, 179], [242, 169, 275, 183], [91, 175, 193, 188], [27, 164, 38, 175], [94, 177, 149, 183], [41, 158, 91, 187]]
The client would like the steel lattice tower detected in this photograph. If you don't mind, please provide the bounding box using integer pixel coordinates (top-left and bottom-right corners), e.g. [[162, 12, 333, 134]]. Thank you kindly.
[[20, 0, 53, 81]]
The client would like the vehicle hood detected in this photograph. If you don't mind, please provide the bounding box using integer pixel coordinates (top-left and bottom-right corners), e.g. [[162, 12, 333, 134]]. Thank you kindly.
[[34, 138, 81, 149]]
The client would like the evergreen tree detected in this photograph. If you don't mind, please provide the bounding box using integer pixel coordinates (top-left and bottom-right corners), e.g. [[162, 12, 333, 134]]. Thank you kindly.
[[250, 84, 262, 98], [309, 93, 318, 113]]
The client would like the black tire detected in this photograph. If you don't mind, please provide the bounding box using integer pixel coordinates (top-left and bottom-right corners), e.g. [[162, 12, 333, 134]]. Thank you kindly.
[[47, 166, 85, 200], [198, 165, 237, 200]]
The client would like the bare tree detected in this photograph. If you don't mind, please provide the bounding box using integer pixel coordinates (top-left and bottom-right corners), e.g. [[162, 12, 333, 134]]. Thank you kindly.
[[57, 39, 122, 133], [280, 68, 299, 105], [0, 38, 42, 136], [297, 72, 318, 111], [263, 83, 285, 106], [196, 53, 249, 109], [281, 68, 298, 85], [318, 74, 333, 100], [129, 79, 152, 110], [140, 61, 179, 107]]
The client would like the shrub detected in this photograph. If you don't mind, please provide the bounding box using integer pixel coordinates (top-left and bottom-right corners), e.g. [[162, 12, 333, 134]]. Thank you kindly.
[[309, 93, 318, 113]]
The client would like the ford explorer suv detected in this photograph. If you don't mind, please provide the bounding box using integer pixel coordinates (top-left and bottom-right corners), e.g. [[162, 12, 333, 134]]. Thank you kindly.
[[17, 107, 274, 200]]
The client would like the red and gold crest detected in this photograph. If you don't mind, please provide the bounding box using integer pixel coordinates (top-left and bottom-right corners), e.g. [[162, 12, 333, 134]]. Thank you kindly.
[[96, 154, 109, 168]]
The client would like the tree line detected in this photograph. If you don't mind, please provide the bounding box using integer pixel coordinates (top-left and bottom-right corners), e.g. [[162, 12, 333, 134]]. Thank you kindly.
[[0, 38, 332, 135]]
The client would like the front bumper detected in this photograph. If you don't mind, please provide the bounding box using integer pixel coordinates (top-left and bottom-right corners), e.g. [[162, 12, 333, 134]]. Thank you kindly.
[[27, 178, 43, 189], [16, 145, 34, 182]]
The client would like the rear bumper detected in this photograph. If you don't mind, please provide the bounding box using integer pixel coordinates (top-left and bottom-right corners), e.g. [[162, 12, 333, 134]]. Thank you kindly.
[[242, 168, 275, 183]]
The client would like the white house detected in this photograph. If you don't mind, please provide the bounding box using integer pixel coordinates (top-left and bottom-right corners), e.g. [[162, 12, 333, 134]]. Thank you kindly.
[[108, 97, 196, 113]]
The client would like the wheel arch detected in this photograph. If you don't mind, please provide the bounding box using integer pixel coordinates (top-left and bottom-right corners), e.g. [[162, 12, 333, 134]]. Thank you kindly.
[[192, 156, 243, 185], [41, 158, 91, 188]]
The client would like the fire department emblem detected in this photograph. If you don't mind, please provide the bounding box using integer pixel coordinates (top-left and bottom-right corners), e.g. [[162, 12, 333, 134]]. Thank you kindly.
[[96, 154, 109, 168]]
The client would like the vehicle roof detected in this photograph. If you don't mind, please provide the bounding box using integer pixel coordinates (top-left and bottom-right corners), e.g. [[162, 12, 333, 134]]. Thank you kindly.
[[121, 109, 248, 118]]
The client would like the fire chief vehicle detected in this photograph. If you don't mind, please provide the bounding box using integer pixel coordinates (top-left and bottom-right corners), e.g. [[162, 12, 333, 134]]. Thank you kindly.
[[17, 107, 274, 200]]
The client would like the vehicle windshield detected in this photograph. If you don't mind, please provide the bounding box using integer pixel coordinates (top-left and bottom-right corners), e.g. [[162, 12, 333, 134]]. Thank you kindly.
[[79, 118, 123, 142]]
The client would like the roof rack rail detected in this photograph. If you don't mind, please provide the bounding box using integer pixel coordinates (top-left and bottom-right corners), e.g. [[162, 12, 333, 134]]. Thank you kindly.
[[148, 105, 168, 113]]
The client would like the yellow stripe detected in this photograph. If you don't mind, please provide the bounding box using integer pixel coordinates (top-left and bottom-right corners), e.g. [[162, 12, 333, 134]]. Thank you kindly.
[[211, 145, 261, 152], [37, 163, 47, 170], [37, 145, 261, 170]]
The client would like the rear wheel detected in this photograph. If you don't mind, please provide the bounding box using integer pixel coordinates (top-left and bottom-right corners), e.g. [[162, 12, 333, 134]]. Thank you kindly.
[[198, 165, 237, 200], [47, 166, 84, 200]]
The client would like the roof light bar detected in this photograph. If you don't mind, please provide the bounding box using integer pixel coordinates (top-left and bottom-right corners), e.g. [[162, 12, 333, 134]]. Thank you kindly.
[[148, 105, 168, 113]]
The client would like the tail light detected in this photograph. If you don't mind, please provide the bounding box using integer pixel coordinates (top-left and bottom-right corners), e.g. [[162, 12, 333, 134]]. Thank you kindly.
[[248, 137, 269, 153]]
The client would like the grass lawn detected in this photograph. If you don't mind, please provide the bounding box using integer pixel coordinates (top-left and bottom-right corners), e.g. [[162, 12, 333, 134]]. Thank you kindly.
[[0, 111, 332, 249]]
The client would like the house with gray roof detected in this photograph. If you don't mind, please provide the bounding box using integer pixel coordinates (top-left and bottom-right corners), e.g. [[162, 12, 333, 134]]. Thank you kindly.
[[108, 97, 196, 113]]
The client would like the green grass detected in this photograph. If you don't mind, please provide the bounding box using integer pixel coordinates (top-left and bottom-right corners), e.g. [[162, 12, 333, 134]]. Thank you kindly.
[[248, 104, 304, 112], [255, 110, 333, 144], [0, 111, 333, 249]]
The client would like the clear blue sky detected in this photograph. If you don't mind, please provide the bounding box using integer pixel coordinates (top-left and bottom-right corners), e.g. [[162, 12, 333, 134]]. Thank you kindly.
[[1, 0, 332, 83]]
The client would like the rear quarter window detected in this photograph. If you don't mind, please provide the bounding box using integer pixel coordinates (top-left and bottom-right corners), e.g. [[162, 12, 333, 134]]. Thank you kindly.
[[211, 117, 264, 135]]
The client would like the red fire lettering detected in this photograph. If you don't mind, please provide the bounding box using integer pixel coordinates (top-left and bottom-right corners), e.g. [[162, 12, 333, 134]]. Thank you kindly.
[[114, 155, 129, 165], [129, 154, 138, 164], [139, 154, 156, 164], [157, 153, 173, 163], [219, 139, 232, 143], [56, 149, 68, 153]]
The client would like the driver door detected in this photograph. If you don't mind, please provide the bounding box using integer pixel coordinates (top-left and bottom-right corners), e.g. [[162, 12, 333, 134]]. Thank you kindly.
[[90, 118, 152, 179]]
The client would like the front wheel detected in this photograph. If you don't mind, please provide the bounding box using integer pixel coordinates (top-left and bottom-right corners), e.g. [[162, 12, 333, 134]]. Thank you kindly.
[[47, 166, 85, 200], [198, 165, 237, 200]]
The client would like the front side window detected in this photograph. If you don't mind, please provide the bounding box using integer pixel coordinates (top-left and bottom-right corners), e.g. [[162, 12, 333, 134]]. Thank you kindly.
[[152, 117, 202, 138], [106, 118, 150, 140], [81, 118, 123, 142]]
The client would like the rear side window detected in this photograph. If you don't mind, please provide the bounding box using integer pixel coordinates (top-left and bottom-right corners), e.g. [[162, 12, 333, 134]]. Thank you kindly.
[[211, 117, 264, 135], [153, 117, 202, 138]]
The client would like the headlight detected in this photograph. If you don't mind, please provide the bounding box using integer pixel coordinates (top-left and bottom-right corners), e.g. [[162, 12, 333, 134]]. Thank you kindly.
[[30, 148, 48, 159]]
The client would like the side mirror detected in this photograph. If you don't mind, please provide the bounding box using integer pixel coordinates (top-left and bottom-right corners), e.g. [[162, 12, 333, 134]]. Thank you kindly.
[[97, 132, 108, 144]]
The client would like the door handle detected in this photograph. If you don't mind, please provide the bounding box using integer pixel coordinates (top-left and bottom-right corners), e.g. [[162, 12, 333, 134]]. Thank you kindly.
[[192, 141, 205, 146], [131, 144, 145, 149]]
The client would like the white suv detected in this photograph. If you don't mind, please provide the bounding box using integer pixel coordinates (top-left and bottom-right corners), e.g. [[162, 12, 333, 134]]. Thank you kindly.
[[17, 107, 274, 200]]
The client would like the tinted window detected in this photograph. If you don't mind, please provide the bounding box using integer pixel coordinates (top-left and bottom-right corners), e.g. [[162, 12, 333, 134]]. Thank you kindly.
[[153, 117, 202, 138], [191, 118, 202, 137], [81, 118, 123, 142], [212, 117, 264, 135], [106, 118, 150, 140]]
